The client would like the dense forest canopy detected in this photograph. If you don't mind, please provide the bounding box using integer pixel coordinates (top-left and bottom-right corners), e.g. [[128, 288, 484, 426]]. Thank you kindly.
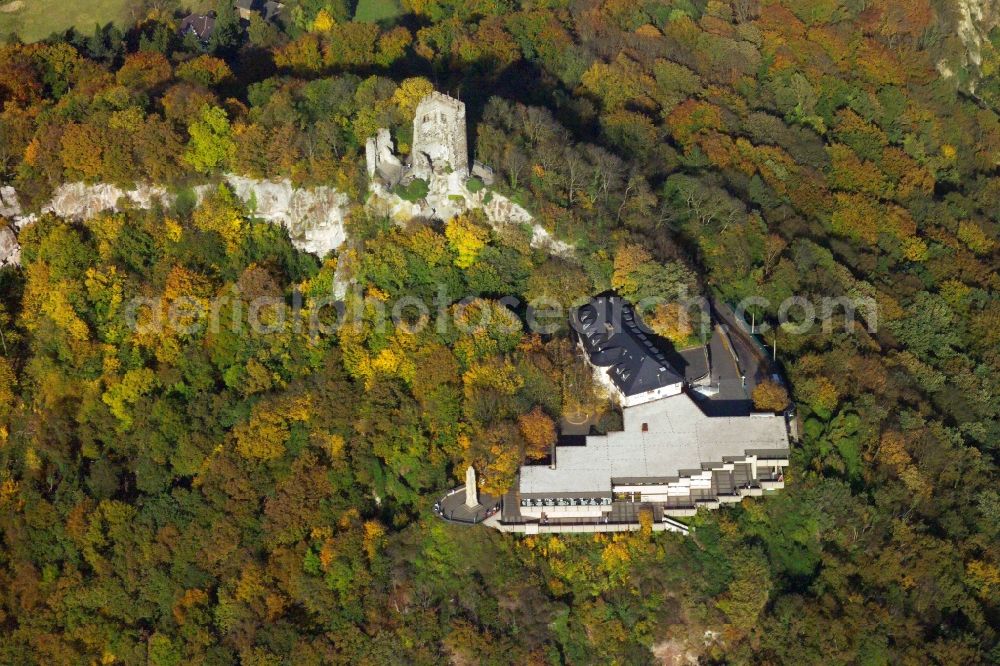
[[0, 0, 997, 663]]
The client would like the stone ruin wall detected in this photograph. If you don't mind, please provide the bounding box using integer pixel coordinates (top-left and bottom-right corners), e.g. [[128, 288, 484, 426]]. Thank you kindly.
[[364, 91, 574, 258], [409, 92, 469, 180]]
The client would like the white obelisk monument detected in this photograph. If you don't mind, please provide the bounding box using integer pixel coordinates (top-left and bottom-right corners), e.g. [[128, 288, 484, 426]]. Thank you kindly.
[[465, 466, 479, 508]]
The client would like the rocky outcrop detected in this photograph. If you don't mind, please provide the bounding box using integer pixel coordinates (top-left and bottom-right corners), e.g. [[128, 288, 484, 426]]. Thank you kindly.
[[0, 186, 21, 219], [0, 186, 23, 267], [0, 227, 19, 267], [43, 182, 172, 220], [0, 177, 352, 267], [365, 128, 404, 188], [935, 0, 1000, 89], [368, 178, 574, 258], [223, 176, 349, 257]]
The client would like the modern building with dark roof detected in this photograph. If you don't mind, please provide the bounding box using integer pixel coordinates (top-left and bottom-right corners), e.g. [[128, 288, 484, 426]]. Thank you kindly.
[[574, 295, 685, 407]]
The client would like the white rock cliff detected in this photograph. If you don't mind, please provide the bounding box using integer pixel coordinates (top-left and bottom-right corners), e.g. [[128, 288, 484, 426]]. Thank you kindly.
[[0, 176, 352, 266]]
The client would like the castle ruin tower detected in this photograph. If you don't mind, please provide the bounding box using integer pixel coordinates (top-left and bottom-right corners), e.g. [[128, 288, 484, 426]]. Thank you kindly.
[[410, 92, 469, 181]]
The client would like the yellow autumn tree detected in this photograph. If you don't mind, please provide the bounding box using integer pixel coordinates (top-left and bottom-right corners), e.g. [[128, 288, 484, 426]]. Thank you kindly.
[[102, 367, 157, 430], [234, 395, 311, 460], [599, 537, 632, 587], [83, 265, 126, 341], [752, 379, 789, 412], [0, 356, 17, 425], [445, 215, 488, 268], [164, 264, 213, 327], [796, 375, 839, 414], [877, 431, 929, 498], [611, 244, 652, 295], [311, 9, 335, 33], [957, 220, 994, 255], [391, 77, 434, 123], [479, 422, 522, 495], [193, 185, 246, 252], [362, 520, 386, 562], [518, 406, 556, 459], [462, 360, 523, 399], [647, 302, 693, 344]]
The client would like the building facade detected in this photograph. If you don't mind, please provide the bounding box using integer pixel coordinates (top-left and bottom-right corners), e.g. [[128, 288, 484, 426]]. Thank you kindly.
[[482, 297, 791, 535]]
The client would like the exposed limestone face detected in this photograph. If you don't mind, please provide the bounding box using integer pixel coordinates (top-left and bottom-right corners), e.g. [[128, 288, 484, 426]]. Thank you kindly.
[[43, 182, 172, 219], [0, 185, 21, 219], [0, 177, 352, 267], [0, 186, 24, 267], [364, 91, 574, 259], [0, 227, 19, 267], [935, 0, 1000, 88], [368, 180, 574, 258], [410, 92, 469, 180], [223, 176, 349, 257]]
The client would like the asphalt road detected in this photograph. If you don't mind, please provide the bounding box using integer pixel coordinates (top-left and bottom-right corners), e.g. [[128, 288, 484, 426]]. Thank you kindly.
[[712, 301, 772, 394]]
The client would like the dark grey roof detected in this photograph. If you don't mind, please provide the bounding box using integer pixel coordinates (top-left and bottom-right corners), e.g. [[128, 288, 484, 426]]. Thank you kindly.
[[179, 14, 216, 41], [263, 1, 283, 20], [236, 0, 282, 19], [574, 296, 684, 396]]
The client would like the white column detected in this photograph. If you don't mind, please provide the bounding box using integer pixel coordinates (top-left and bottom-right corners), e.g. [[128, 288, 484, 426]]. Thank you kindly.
[[465, 466, 479, 508]]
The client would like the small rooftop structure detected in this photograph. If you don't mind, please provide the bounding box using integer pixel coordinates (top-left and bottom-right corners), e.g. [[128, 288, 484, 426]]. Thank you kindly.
[[179, 13, 216, 43], [235, 0, 283, 22], [574, 296, 685, 407]]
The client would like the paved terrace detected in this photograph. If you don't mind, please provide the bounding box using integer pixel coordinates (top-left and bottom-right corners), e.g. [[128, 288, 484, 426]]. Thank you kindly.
[[434, 487, 500, 525]]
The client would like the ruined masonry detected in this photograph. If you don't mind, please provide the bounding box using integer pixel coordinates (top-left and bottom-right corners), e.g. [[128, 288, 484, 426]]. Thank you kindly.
[[365, 92, 574, 257], [364, 128, 404, 187], [366, 92, 470, 187], [410, 92, 469, 180]]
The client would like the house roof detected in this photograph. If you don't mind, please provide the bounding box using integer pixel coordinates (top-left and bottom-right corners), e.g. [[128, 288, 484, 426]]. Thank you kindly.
[[574, 296, 684, 396], [179, 14, 216, 41], [262, 1, 283, 20], [519, 393, 790, 496], [236, 0, 283, 19]]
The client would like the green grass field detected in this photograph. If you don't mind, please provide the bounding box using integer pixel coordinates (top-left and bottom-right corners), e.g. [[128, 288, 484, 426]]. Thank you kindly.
[[0, 0, 212, 43], [353, 0, 402, 24], [0, 0, 135, 42]]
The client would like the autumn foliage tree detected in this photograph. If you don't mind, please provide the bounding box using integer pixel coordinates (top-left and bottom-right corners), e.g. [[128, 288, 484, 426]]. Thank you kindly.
[[752, 379, 789, 412], [518, 406, 556, 459]]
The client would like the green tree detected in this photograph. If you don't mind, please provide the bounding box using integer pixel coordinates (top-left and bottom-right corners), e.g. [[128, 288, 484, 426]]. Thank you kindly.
[[184, 105, 236, 173]]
